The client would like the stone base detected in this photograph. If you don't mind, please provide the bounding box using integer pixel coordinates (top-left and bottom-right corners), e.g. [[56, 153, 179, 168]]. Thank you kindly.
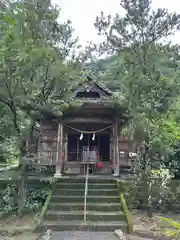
[[114, 229, 126, 240], [54, 173, 62, 178], [113, 173, 120, 177]]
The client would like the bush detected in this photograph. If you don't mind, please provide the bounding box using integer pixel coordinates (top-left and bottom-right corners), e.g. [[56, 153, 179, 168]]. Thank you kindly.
[[0, 182, 18, 214], [125, 168, 177, 212], [0, 180, 49, 215], [25, 187, 48, 213]]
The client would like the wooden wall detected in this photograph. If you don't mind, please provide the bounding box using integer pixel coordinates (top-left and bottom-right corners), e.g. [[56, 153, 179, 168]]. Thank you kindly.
[[36, 119, 134, 166], [38, 119, 58, 165]]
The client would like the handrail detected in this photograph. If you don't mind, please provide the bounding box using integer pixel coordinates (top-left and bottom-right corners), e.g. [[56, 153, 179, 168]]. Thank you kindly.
[[84, 160, 89, 223]]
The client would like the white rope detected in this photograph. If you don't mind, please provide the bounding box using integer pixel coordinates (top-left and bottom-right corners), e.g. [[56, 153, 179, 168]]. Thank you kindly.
[[63, 123, 112, 134]]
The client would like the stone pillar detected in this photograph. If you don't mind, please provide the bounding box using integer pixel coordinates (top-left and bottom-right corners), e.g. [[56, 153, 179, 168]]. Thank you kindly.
[[54, 123, 63, 178]]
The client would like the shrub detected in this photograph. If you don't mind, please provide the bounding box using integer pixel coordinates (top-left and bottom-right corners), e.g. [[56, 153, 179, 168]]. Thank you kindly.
[[0, 180, 49, 215]]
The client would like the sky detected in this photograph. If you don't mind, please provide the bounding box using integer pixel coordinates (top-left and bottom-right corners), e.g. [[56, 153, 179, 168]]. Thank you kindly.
[[52, 0, 180, 46]]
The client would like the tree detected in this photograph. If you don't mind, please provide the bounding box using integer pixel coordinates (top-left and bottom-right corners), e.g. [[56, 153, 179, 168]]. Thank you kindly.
[[94, 0, 180, 217], [0, 0, 83, 214]]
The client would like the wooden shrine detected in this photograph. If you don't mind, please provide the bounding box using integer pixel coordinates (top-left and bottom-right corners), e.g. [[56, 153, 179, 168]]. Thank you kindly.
[[26, 76, 135, 176]]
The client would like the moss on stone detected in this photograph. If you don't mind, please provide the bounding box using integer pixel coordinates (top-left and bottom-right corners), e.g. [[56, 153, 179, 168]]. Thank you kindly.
[[116, 180, 133, 233], [34, 188, 52, 230]]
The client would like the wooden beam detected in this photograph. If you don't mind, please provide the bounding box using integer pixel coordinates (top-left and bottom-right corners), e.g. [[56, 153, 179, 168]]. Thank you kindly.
[[54, 122, 63, 177], [63, 118, 112, 124]]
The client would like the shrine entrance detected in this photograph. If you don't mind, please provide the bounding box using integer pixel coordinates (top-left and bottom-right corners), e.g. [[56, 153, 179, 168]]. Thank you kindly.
[[67, 133, 110, 163]]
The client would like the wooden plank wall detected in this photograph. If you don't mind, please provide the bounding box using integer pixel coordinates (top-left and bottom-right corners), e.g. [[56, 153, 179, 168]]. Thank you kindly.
[[38, 120, 58, 165], [119, 137, 132, 166]]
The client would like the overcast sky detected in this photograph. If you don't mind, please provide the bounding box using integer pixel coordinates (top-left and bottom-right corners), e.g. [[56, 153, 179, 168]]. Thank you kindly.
[[52, 0, 180, 46]]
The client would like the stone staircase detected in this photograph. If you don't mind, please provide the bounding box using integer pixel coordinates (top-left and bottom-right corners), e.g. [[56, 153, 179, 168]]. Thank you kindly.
[[37, 177, 127, 232]]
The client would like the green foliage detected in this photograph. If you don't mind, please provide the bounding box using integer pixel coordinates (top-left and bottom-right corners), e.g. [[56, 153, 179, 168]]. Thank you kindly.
[[0, 181, 49, 215], [150, 168, 173, 205], [94, 0, 180, 217], [0, 0, 83, 139], [0, 182, 18, 214], [25, 187, 49, 213], [160, 217, 180, 239], [0, 0, 87, 214]]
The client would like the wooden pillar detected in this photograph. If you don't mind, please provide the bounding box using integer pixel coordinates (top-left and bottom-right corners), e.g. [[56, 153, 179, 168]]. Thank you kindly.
[[77, 136, 79, 162], [113, 122, 120, 176], [54, 122, 63, 178], [109, 138, 112, 162], [116, 123, 120, 175], [112, 123, 116, 174], [64, 131, 68, 164]]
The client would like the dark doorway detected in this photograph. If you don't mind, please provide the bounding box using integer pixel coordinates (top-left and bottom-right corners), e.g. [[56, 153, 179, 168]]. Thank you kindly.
[[99, 135, 110, 162], [67, 133, 110, 162]]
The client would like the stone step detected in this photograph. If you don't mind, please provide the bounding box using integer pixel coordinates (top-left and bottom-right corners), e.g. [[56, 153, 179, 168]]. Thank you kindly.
[[54, 183, 85, 189], [88, 183, 117, 190], [37, 220, 127, 232], [55, 178, 85, 184], [51, 195, 84, 203], [53, 189, 85, 196], [45, 210, 125, 222], [51, 195, 120, 203], [48, 203, 122, 212], [88, 189, 118, 196], [55, 177, 115, 184], [54, 183, 117, 190], [88, 178, 115, 184], [53, 188, 118, 196], [87, 195, 120, 203]]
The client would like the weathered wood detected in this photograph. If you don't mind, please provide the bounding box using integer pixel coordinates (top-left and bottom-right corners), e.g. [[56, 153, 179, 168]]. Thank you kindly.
[[115, 123, 119, 169], [60, 124, 63, 170], [40, 130, 57, 141], [114, 123, 120, 175], [76, 136, 79, 162], [112, 124, 116, 171], [55, 123, 61, 175], [40, 141, 57, 151], [38, 151, 56, 165], [63, 117, 112, 124], [64, 132, 68, 164]]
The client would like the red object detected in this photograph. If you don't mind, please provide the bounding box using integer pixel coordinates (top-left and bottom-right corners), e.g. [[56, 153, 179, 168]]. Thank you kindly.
[[97, 162, 103, 168], [61, 152, 64, 160]]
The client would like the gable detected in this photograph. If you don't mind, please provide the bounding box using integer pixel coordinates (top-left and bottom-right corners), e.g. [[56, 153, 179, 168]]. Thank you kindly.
[[72, 77, 112, 100]]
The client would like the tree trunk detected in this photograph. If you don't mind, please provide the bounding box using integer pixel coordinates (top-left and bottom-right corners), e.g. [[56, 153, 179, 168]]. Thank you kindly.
[[17, 138, 27, 217], [147, 178, 153, 218], [142, 142, 153, 218]]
